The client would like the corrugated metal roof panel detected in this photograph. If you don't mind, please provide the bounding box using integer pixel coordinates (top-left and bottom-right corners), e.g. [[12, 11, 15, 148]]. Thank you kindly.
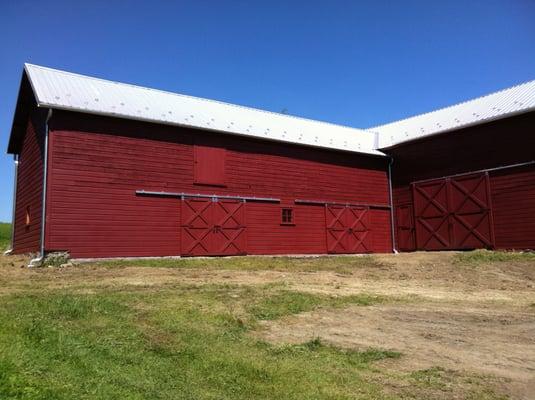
[[24, 64, 383, 156], [371, 79, 535, 149]]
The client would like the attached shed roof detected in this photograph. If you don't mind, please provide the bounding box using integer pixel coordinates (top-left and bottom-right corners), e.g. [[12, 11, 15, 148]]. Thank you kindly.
[[371, 79, 535, 149], [8, 64, 381, 156]]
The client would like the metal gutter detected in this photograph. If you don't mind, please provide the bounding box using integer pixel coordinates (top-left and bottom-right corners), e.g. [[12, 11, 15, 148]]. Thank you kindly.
[[294, 199, 391, 209], [136, 190, 280, 203], [387, 157, 398, 253], [411, 160, 535, 185], [29, 109, 52, 267]]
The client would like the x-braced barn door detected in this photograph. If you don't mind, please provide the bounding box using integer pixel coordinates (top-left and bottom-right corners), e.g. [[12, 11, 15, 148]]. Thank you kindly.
[[449, 174, 495, 249], [325, 205, 372, 254], [181, 197, 247, 256], [412, 179, 451, 250], [412, 172, 494, 250]]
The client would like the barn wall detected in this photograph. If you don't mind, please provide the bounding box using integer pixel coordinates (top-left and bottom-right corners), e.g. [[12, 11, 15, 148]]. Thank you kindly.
[[490, 164, 535, 250], [387, 111, 535, 251], [45, 111, 391, 258], [12, 108, 47, 254], [388, 112, 535, 186]]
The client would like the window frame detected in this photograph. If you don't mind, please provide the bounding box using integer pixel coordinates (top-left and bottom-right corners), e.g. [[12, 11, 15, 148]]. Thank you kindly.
[[280, 207, 295, 226]]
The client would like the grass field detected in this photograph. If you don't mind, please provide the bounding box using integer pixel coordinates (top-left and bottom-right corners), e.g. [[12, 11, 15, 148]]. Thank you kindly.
[[1, 250, 533, 399], [0, 222, 11, 251]]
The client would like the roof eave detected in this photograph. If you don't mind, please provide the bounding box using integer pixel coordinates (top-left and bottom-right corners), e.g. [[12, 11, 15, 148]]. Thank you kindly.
[[378, 107, 535, 151], [7, 70, 36, 155]]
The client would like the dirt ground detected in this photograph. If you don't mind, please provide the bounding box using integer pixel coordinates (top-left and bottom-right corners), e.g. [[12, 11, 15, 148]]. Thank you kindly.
[[1, 251, 534, 399]]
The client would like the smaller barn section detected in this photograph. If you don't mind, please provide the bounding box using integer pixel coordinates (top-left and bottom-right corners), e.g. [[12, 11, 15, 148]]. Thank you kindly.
[[372, 81, 535, 252], [6, 64, 392, 259]]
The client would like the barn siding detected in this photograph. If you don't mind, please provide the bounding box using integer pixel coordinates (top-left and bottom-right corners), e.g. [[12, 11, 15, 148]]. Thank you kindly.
[[490, 165, 535, 250], [388, 112, 535, 187], [387, 111, 535, 251], [12, 108, 47, 254], [45, 111, 391, 258]]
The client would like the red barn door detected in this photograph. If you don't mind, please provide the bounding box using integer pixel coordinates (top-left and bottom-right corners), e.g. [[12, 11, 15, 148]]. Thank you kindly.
[[325, 205, 371, 254], [181, 198, 213, 256], [449, 174, 494, 249], [396, 204, 415, 251], [412, 172, 494, 251], [211, 199, 247, 256], [412, 179, 451, 250], [181, 198, 246, 256]]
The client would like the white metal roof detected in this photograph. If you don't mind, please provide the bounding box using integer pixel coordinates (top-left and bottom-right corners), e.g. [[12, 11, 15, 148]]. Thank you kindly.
[[371, 79, 535, 149], [23, 64, 382, 156]]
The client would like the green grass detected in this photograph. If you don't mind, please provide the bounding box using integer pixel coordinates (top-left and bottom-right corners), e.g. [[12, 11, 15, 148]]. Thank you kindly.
[[454, 249, 535, 264], [247, 290, 383, 321], [0, 255, 510, 399], [0, 222, 11, 251], [0, 286, 396, 400], [92, 254, 385, 274]]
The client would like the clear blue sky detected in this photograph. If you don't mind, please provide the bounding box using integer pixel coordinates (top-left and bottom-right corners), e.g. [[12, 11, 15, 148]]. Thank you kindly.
[[1, 1, 534, 222]]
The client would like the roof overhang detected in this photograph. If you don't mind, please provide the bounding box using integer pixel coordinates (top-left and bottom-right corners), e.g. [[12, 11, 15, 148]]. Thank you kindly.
[[7, 70, 36, 154]]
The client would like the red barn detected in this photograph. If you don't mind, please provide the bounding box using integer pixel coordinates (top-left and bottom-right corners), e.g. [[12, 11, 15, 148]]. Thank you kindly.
[[5, 64, 535, 261], [6, 64, 391, 260]]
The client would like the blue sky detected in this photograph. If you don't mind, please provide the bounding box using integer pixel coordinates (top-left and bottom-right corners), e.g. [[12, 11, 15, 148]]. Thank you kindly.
[[1, 1, 534, 222]]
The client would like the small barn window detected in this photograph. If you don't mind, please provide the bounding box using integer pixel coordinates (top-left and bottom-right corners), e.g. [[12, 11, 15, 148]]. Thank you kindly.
[[25, 206, 31, 226], [281, 207, 294, 225], [194, 145, 226, 186]]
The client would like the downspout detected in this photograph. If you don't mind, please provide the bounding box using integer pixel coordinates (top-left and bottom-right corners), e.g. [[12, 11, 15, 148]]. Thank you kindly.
[[388, 156, 398, 254], [3, 155, 19, 255], [29, 109, 52, 267]]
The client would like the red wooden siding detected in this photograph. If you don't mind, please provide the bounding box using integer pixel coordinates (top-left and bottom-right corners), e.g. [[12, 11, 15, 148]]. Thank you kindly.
[[44, 111, 391, 258], [12, 109, 46, 254], [388, 111, 535, 251], [387, 112, 535, 187], [490, 165, 535, 250]]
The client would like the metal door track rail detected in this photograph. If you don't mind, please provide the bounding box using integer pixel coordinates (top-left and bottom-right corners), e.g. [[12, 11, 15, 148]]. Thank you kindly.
[[294, 199, 391, 209], [136, 190, 280, 203], [412, 160, 535, 185]]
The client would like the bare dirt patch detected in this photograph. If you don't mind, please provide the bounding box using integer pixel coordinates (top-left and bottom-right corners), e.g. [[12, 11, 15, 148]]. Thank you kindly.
[[2, 252, 534, 306], [255, 302, 535, 399]]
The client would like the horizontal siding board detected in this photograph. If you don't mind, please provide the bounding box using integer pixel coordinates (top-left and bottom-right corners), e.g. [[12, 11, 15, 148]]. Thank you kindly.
[[490, 165, 535, 249]]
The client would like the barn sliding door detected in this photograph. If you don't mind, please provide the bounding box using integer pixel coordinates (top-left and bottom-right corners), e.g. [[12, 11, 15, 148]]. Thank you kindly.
[[412, 179, 451, 250], [325, 205, 372, 254], [449, 174, 495, 249], [412, 172, 494, 251], [181, 198, 247, 256]]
